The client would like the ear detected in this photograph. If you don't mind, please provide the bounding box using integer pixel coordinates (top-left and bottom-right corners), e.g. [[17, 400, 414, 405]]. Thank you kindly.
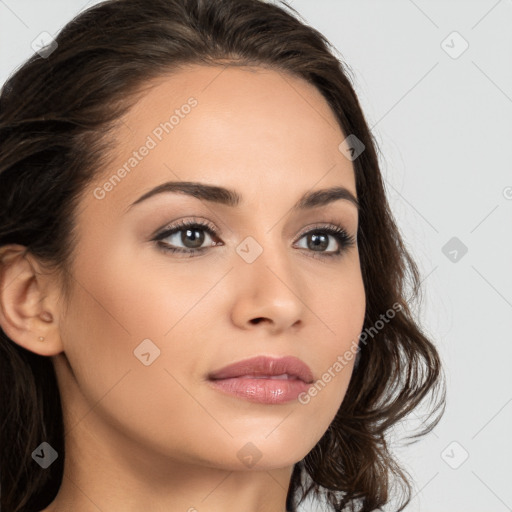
[[0, 244, 64, 357]]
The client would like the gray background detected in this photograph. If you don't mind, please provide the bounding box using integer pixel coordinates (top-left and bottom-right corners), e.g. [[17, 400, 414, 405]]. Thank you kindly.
[[1, 1, 511, 510]]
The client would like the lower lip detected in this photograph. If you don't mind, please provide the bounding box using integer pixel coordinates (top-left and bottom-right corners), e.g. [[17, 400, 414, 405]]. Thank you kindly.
[[207, 377, 312, 404]]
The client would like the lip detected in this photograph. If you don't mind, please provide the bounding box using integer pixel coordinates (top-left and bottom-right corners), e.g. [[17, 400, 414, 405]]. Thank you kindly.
[[208, 355, 314, 383], [207, 355, 315, 404]]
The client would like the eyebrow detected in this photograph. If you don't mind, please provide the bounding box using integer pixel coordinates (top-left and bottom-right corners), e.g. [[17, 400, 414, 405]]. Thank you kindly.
[[127, 181, 359, 212]]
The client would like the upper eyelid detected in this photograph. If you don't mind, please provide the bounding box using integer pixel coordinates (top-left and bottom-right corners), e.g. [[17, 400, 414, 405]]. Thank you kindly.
[[151, 217, 215, 238], [154, 219, 355, 242]]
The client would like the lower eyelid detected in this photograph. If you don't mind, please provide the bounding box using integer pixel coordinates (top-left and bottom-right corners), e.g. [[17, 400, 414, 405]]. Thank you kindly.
[[153, 220, 355, 256], [157, 228, 217, 248], [157, 232, 350, 259]]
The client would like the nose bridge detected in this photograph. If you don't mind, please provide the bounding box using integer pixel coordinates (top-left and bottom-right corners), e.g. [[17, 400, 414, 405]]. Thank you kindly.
[[236, 220, 294, 288], [231, 226, 305, 330], [247, 244, 293, 293]]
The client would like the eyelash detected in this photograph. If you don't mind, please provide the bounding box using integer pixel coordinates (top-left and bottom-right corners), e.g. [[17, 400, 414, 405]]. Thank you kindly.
[[152, 217, 356, 260]]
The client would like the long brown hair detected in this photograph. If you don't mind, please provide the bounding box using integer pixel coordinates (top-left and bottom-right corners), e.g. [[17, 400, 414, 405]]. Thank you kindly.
[[0, 1, 446, 511]]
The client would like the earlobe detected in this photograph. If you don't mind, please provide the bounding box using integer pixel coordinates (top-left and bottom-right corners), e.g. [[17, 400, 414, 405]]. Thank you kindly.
[[0, 244, 63, 356]]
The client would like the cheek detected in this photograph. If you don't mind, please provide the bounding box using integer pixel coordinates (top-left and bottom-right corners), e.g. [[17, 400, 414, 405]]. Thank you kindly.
[[297, 260, 366, 421], [305, 252, 366, 347], [327, 252, 366, 338], [57, 255, 220, 462], [64, 237, 216, 348]]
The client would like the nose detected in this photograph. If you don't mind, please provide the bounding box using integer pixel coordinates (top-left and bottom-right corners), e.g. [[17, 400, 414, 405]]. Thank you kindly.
[[229, 241, 306, 335]]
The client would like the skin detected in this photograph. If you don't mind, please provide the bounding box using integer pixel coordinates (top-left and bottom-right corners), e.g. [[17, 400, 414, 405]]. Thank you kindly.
[[0, 65, 366, 512]]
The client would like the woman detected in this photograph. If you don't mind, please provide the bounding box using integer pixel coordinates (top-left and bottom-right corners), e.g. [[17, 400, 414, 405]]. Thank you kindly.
[[0, 0, 445, 511]]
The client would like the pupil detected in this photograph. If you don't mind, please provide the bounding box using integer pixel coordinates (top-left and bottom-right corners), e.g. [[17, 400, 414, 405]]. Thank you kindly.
[[310, 233, 328, 251], [183, 228, 204, 248]]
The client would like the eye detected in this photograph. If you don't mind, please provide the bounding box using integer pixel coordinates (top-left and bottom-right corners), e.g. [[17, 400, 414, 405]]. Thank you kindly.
[[294, 222, 356, 259], [152, 218, 220, 257], [151, 217, 356, 259]]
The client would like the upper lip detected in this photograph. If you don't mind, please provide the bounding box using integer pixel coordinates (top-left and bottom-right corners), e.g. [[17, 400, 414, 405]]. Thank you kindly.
[[208, 355, 314, 384]]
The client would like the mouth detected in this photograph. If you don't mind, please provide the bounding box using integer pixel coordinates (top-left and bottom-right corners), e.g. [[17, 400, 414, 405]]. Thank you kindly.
[[207, 355, 315, 404]]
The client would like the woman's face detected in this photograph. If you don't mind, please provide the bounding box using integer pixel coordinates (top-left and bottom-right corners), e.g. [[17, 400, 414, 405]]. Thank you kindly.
[[54, 64, 366, 472]]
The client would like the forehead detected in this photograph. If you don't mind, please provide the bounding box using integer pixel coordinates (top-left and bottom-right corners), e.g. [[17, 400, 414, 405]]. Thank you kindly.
[[84, 64, 357, 218]]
